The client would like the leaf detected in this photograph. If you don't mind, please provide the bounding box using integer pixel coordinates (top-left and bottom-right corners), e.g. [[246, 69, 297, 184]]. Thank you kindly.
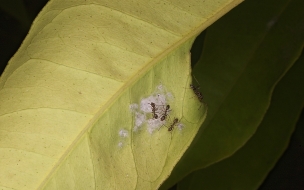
[[176, 45, 304, 190], [0, 0, 243, 189], [160, 0, 304, 188]]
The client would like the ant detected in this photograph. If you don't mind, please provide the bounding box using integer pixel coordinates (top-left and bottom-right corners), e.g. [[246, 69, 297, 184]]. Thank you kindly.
[[167, 117, 179, 132], [160, 104, 170, 121], [190, 84, 204, 103], [189, 75, 204, 109], [149, 102, 159, 119]]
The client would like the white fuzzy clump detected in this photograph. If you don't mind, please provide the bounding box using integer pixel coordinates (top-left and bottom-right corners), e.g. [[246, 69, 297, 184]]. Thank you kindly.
[[146, 118, 166, 134], [119, 129, 128, 138], [118, 142, 123, 148], [133, 112, 146, 131], [177, 123, 184, 131], [130, 84, 178, 134]]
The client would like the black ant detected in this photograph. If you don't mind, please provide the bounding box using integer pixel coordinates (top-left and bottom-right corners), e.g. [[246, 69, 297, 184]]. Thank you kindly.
[[190, 84, 204, 103], [189, 76, 204, 109], [160, 104, 170, 121], [168, 117, 179, 132], [149, 102, 158, 119]]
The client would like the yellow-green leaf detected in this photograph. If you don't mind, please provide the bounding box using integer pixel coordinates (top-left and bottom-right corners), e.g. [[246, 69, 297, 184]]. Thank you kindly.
[[0, 0, 242, 189]]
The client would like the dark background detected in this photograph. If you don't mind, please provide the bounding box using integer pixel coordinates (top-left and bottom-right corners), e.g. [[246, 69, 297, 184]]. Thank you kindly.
[[0, 0, 303, 189]]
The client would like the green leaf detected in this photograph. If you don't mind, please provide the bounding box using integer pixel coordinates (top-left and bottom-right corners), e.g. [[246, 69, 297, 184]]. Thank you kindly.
[[161, 0, 304, 188], [176, 45, 304, 190], [0, 0, 243, 189]]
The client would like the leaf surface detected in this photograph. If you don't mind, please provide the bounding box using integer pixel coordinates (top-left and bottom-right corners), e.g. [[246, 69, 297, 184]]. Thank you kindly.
[[0, 0, 242, 189]]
